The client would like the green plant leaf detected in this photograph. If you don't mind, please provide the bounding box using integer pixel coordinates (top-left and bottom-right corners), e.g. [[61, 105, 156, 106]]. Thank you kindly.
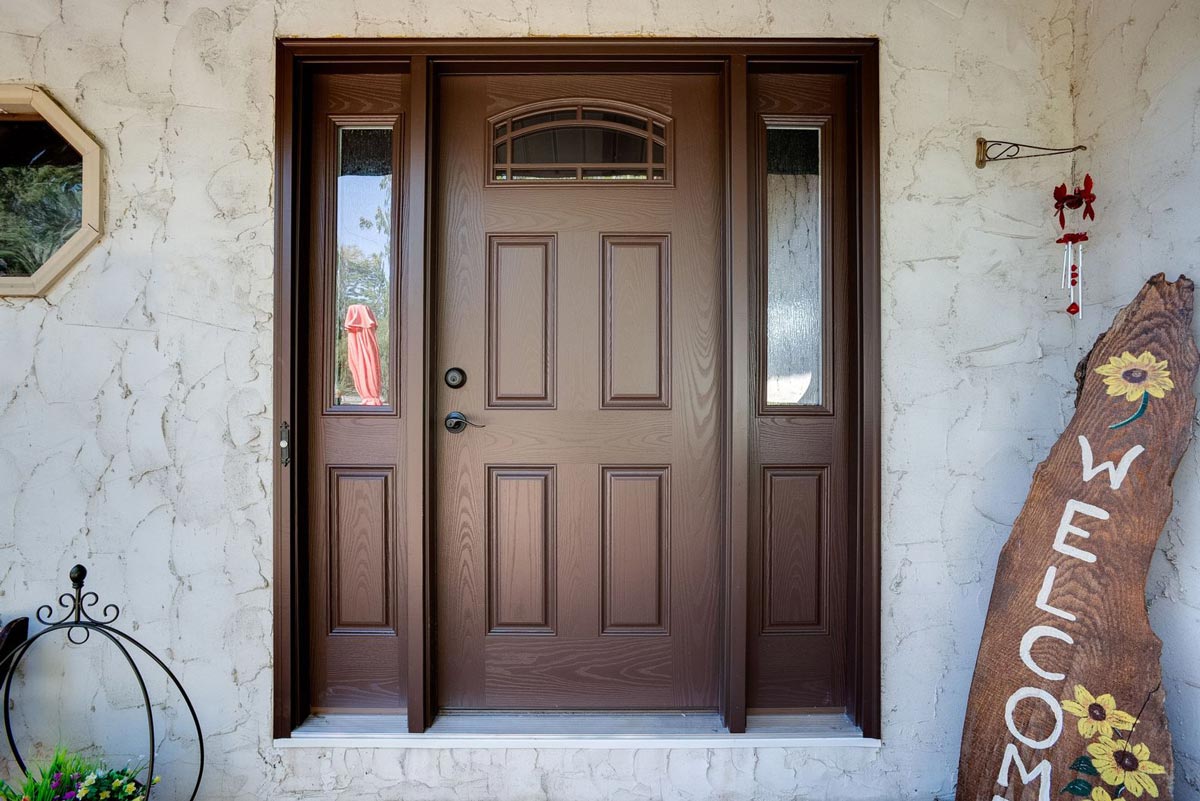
[[1070, 756, 1100, 776], [1061, 778, 1094, 796]]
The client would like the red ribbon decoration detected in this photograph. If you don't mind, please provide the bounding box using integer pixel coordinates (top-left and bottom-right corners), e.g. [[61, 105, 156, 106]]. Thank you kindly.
[[1056, 232, 1089, 245], [1053, 173, 1096, 228]]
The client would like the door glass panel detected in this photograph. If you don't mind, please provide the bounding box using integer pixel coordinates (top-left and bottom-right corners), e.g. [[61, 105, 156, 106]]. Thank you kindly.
[[510, 127, 647, 165], [764, 125, 822, 408], [333, 126, 393, 408], [489, 101, 670, 183]]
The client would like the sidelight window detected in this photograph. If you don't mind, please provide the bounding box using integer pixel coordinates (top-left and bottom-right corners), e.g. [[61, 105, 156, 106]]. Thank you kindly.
[[489, 100, 671, 184], [332, 125, 395, 408], [761, 123, 827, 410]]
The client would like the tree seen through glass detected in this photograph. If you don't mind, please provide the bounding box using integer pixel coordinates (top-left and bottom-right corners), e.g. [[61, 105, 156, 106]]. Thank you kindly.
[[334, 127, 393, 407]]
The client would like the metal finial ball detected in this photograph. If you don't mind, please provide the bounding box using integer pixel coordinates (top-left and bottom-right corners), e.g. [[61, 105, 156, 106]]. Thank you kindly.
[[69, 564, 87, 588]]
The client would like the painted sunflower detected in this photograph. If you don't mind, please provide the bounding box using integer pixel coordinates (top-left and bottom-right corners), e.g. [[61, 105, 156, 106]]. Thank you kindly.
[[1096, 351, 1173, 401], [1096, 351, 1174, 429], [1062, 685, 1137, 738], [1092, 789, 1115, 801], [1087, 736, 1166, 797]]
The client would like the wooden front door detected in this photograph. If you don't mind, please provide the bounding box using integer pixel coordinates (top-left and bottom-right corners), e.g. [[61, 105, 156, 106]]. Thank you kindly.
[[433, 72, 725, 710]]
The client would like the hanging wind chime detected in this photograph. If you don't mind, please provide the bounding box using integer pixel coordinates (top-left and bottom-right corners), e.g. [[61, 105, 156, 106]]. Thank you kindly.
[[1053, 174, 1096, 318]]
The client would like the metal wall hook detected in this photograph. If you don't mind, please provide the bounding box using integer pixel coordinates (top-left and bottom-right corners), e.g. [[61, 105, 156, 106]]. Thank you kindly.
[[976, 137, 1086, 169]]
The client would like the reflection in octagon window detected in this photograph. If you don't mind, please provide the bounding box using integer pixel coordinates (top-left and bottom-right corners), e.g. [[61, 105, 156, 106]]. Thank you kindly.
[[0, 86, 102, 297]]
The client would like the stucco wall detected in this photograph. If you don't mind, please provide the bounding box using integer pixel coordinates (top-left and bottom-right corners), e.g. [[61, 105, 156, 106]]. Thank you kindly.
[[1072, 2, 1200, 797], [0, 0, 1194, 798]]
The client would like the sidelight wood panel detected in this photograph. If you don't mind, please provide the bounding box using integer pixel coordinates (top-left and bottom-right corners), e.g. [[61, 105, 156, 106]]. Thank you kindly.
[[601, 235, 671, 408], [487, 235, 556, 408], [747, 71, 852, 711], [601, 466, 670, 634], [487, 466, 557, 634], [301, 71, 408, 714], [761, 467, 825, 632], [329, 467, 395, 632]]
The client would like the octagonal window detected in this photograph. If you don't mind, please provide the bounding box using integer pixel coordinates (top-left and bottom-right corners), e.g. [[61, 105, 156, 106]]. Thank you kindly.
[[0, 86, 102, 297]]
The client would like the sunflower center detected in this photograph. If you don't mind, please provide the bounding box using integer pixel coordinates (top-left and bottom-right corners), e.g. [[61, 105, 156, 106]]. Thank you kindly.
[[1122, 368, 1148, 383], [1115, 750, 1140, 771], [1088, 702, 1108, 721]]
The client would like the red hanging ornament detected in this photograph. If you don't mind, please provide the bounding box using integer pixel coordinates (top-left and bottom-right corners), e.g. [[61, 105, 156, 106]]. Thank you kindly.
[[1051, 176, 1096, 319]]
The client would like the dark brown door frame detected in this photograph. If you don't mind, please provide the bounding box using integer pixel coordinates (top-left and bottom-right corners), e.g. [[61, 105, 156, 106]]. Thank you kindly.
[[273, 37, 880, 738]]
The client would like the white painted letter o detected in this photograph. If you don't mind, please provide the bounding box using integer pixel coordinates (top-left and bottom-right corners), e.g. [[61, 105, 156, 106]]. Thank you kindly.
[[1004, 687, 1063, 749]]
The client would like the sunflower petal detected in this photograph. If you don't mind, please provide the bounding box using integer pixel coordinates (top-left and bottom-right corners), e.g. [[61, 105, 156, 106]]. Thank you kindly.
[[1127, 386, 1145, 401], [1075, 685, 1097, 706], [1099, 766, 1125, 787], [1133, 742, 1150, 760], [1148, 385, 1166, 398], [1140, 760, 1166, 775], [1110, 710, 1137, 729], [1096, 693, 1117, 712], [1062, 699, 1088, 717]]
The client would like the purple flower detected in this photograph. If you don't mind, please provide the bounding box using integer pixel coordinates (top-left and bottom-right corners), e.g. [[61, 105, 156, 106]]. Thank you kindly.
[[65, 792, 77, 800]]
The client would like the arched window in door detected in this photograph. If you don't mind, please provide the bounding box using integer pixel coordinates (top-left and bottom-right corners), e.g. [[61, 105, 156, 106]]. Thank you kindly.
[[488, 99, 672, 184]]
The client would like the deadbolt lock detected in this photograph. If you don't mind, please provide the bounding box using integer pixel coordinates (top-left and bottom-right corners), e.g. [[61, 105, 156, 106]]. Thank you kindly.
[[444, 367, 467, 389]]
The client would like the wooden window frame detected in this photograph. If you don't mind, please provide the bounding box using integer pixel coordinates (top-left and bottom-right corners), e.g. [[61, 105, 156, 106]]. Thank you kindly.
[[273, 38, 880, 739], [0, 85, 103, 297]]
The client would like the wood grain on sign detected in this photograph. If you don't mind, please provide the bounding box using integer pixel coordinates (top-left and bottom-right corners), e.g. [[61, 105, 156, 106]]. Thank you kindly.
[[958, 274, 1197, 801]]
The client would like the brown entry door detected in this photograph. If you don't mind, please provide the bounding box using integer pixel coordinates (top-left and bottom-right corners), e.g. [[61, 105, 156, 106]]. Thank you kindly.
[[434, 73, 724, 710]]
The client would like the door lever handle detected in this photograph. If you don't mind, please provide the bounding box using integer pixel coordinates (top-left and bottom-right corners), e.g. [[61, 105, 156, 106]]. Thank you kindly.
[[444, 411, 485, 433]]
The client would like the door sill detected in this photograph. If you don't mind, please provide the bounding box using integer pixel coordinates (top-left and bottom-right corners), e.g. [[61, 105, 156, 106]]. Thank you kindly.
[[275, 711, 877, 749]]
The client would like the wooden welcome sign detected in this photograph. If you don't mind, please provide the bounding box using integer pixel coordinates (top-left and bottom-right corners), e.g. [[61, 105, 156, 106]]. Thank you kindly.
[[957, 274, 1197, 801]]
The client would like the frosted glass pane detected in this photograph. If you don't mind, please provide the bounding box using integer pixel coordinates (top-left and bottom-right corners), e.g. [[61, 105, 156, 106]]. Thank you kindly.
[[764, 126, 822, 407], [333, 127, 393, 408]]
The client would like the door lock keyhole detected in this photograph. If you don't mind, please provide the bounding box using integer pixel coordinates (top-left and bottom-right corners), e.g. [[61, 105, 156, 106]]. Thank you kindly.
[[444, 367, 467, 389]]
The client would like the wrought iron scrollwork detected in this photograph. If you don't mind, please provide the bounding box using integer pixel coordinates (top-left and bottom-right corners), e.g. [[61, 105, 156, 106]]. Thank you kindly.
[[975, 137, 1087, 168], [1, 566, 204, 801]]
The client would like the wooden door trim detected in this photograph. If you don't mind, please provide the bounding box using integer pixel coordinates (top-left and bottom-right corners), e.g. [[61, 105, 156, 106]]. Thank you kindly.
[[273, 38, 880, 740]]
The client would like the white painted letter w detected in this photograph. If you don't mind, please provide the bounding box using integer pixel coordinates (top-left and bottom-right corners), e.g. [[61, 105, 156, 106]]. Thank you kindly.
[[1078, 435, 1144, 491]]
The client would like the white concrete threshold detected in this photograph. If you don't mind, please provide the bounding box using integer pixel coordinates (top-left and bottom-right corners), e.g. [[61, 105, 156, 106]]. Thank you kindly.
[[275, 711, 880, 749]]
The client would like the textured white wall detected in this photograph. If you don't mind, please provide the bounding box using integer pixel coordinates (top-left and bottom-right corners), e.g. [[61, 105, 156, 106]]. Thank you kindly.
[[0, 0, 1190, 798], [1072, 1, 1200, 797]]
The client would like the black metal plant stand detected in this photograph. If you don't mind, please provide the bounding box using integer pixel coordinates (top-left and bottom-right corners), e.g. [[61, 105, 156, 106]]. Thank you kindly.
[[0, 566, 204, 801]]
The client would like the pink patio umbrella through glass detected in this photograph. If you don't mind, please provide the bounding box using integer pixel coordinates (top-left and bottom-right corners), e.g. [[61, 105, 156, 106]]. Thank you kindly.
[[343, 303, 384, 406]]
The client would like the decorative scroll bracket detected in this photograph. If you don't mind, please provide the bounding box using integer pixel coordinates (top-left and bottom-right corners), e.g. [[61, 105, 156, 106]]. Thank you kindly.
[[975, 137, 1087, 168], [1, 565, 205, 801]]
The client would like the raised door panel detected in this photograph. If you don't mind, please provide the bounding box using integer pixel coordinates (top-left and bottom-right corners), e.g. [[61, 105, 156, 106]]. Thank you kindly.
[[601, 466, 670, 634], [329, 467, 395, 633], [761, 467, 824, 632], [487, 466, 557, 634], [601, 234, 670, 408], [487, 235, 556, 408]]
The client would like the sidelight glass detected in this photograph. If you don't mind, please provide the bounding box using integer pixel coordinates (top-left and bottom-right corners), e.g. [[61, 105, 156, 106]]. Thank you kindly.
[[333, 126, 393, 408], [764, 125, 823, 408]]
